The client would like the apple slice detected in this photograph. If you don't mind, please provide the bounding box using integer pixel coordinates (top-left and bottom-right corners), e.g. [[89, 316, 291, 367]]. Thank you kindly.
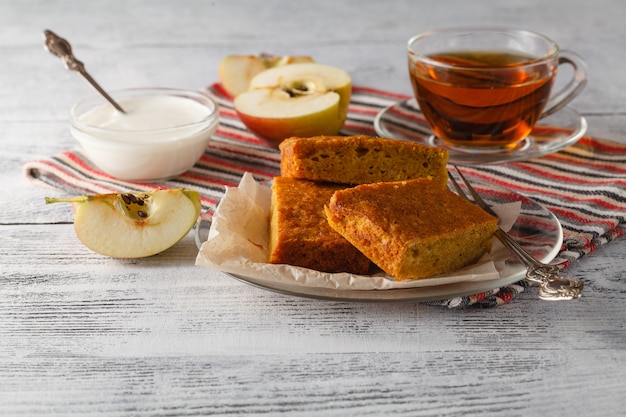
[[233, 63, 351, 145], [218, 54, 315, 98], [46, 189, 201, 258]]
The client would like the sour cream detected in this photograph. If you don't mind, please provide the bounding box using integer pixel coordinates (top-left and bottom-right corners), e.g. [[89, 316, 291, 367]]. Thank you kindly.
[[70, 88, 219, 181], [79, 95, 213, 137]]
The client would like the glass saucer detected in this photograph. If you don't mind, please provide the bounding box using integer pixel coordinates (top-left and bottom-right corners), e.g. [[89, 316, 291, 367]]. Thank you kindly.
[[374, 98, 587, 165]]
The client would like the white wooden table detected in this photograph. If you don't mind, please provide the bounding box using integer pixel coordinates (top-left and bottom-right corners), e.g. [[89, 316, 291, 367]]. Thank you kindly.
[[1, 1, 625, 416]]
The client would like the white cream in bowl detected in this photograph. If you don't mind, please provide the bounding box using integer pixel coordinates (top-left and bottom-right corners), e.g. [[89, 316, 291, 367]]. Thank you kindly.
[[70, 88, 219, 181]]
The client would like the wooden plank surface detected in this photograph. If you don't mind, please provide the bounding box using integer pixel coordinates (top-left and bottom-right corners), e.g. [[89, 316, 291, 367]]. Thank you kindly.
[[1, 1, 625, 416]]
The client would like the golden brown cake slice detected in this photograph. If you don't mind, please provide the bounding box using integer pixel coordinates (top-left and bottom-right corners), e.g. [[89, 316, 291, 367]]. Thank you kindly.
[[268, 176, 371, 274], [279, 135, 449, 186], [324, 178, 498, 280]]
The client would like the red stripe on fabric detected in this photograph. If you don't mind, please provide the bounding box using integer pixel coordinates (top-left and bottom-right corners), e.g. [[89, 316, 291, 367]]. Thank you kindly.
[[545, 153, 626, 175], [211, 82, 232, 99], [214, 128, 269, 147], [517, 163, 626, 186], [63, 152, 176, 191], [62, 152, 143, 187], [499, 291, 513, 304], [468, 169, 626, 212], [219, 108, 239, 118], [63, 152, 112, 178], [349, 106, 384, 116], [39, 159, 116, 194], [388, 105, 429, 124], [578, 136, 626, 153], [351, 86, 411, 100], [549, 206, 618, 228], [343, 120, 377, 131], [199, 155, 278, 178], [199, 196, 219, 207], [208, 142, 280, 164], [468, 167, 620, 196], [178, 171, 240, 188]]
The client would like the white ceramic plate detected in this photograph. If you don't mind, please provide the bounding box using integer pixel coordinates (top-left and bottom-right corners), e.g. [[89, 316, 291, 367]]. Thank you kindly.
[[374, 98, 587, 165]]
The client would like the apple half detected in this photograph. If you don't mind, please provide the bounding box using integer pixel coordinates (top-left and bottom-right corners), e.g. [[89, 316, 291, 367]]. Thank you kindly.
[[46, 189, 201, 258], [233, 63, 352, 145], [218, 54, 315, 98]]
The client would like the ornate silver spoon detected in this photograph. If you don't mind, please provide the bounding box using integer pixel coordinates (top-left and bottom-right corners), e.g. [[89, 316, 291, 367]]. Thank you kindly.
[[44, 29, 126, 113]]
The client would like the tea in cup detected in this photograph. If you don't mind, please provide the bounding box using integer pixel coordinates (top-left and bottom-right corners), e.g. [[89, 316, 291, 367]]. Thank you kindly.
[[407, 28, 587, 152]]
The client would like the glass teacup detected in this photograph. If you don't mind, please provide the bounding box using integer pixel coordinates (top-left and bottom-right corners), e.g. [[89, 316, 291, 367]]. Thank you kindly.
[[408, 27, 587, 152]]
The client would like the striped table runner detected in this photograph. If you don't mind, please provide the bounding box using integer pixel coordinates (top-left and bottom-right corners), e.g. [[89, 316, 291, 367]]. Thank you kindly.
[[24, 84, 626, 308]]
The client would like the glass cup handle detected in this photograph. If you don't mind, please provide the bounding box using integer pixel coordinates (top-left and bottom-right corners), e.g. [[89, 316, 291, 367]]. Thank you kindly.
[[541, 50, 588, 118]]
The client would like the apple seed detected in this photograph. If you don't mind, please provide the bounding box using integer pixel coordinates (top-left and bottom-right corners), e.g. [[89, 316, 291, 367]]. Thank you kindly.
[[282, 80, 320, 97], [116, 193, 151, 221]]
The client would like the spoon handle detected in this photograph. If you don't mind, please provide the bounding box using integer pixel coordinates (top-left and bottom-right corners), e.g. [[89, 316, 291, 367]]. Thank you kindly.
[[44, 30, 126, 114]]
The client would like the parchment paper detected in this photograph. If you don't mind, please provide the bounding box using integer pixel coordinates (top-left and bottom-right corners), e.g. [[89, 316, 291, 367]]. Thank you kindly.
[[195, 173, 520, 290]]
